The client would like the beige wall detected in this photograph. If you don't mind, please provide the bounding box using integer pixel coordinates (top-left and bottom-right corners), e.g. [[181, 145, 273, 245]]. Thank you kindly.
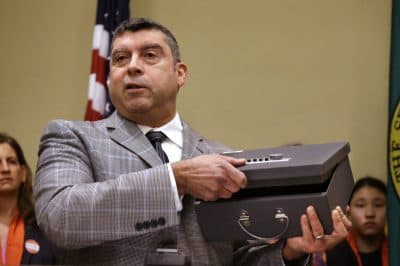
[[0, 0, 392, 181]]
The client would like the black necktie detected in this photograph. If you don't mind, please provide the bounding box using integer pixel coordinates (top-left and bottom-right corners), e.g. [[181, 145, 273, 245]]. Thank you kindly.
[[146, 131, 169, 163], [146, 131, 182, 260]]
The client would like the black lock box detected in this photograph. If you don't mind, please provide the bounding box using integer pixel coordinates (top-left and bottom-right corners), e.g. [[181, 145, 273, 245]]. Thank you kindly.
[[194, 142, 354, 243]]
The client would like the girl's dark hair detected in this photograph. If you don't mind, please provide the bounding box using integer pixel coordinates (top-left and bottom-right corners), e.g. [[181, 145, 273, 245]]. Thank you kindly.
[[349, 176, 387, 203], [0, 133, 36, 225]]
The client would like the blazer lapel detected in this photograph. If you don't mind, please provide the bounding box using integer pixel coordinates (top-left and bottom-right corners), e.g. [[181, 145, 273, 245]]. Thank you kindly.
[[181, 121, 204, 160], [105, 112, 162, 167]]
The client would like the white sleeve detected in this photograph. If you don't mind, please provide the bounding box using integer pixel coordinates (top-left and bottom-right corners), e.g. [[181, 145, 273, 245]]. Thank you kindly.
[[167, 163, 183, 211]]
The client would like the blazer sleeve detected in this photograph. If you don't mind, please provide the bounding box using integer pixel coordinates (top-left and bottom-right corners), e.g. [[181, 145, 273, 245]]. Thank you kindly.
[[34, 120, 179, 249]]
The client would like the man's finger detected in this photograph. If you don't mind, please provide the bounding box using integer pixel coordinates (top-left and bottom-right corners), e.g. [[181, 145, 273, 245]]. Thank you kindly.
[[221, 155, 247, 188], [300, 213, 314, 244], [336, 206, 352, 230], [331, 209, 348, 237], [221, 155, 246, 166], [218, 188, 233, 199], [222, 178, 241, 193], [306, 206, 324, 239], [222, 160, 247, 188], [229, 170, 247, 189]]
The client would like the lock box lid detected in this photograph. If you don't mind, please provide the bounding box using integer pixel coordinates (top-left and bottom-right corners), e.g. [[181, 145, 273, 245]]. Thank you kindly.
[[222, 141, 350, 188]]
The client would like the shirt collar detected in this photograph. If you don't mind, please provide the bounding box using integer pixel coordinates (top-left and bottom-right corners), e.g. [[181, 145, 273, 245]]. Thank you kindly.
[[137, 113, 183, 148]]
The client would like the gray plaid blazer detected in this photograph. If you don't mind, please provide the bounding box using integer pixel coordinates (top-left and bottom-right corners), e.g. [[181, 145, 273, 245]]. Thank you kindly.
[[34, 112, 286, 265]]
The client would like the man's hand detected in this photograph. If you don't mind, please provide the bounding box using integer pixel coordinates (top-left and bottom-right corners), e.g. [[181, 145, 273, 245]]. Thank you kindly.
[[283, 206, 352, 261], [172, 154, 247, 201]]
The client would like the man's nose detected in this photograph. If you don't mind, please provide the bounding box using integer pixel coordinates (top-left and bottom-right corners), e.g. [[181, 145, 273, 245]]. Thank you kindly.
[[127, 55, 143, 75]]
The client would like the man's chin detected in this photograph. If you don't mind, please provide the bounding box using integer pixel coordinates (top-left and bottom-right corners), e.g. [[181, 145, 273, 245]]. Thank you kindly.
[[122, 101, 152, 114], [117, 103, 153, 120]]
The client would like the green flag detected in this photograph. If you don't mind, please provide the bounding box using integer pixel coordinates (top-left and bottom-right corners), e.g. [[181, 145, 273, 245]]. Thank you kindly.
[[388, 1, 400, 265]]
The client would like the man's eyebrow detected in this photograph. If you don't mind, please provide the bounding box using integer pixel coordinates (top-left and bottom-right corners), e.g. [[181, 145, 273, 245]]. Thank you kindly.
[[111, 44, 163, 55], [141, 43, 163, 51], [111, 48, 129, 55]]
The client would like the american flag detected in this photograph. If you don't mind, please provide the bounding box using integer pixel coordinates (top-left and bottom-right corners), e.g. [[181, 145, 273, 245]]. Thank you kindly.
[[84, 0, 130, 121]]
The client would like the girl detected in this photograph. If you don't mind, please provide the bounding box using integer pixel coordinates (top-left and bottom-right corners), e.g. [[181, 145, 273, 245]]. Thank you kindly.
[[319, 176, 388, 266]]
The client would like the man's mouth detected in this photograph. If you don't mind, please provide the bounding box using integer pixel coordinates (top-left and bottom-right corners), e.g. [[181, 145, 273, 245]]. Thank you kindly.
[[125, 83, 147, 90]]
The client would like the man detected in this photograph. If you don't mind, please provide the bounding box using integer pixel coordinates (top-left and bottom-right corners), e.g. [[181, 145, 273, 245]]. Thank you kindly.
[[34, 18, 349, 265]]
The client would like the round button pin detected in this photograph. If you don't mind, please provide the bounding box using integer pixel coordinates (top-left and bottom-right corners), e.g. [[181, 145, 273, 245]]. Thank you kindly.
[[25, 239, 40, 254]]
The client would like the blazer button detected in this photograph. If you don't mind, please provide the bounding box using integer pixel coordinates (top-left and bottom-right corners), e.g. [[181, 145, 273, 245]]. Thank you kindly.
[[158, 217, 166, 226], [135, 222, 143, 231], [150, 219, 158, 228], [143, 221, 150, 229]]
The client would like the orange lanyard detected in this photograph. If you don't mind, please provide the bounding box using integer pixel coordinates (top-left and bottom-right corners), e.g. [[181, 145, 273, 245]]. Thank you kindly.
[[346, 232, 388, 266]]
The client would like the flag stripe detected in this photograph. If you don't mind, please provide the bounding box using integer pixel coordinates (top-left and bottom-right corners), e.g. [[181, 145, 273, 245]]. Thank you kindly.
[[92, 25, 109, 58], [87, 73, 96, 99], [92, 81, 107, 114], [85, 101, 103, 121], [90, 50, 107, 86], [84, 0, 130, 121]]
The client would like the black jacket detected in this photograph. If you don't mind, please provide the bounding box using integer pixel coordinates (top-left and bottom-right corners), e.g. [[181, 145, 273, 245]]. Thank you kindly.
[[21, 224, 56, 265], [326, 240, 358, 266]]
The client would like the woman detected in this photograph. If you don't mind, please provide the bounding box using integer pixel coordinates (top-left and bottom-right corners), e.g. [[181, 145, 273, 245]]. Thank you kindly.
[[314, 176, 388, 266], [0, 133, 55, 265]]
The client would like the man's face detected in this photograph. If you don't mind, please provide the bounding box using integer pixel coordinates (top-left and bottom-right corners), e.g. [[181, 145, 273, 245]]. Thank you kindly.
[[348, 186, 387, 238], [109, 29, 187, 127]]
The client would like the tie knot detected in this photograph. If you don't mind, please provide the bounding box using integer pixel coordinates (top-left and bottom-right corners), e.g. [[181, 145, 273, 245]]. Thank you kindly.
[[146, 131, 169, 163], [146, 131, 167, 144]]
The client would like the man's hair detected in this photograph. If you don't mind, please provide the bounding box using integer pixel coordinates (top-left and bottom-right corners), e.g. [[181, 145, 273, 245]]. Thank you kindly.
[[112, 17, 181, 63], [349, 175, 387, 203], [0, 132, 36, 226]]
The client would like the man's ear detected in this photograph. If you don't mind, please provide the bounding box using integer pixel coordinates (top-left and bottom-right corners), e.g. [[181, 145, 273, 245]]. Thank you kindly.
[[176, 62, 188, 88]]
